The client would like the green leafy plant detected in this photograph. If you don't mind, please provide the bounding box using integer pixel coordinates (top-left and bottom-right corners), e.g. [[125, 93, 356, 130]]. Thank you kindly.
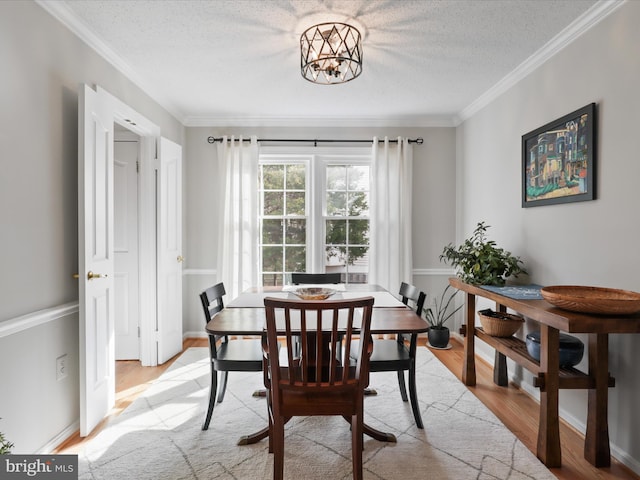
[[0, 419, 13, 455], [440, 222, 526, 286], [423, 285, 463, 330]]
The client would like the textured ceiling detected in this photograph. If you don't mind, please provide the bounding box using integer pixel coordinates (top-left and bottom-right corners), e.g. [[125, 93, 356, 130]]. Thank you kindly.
[[48, 0, 602, 126]]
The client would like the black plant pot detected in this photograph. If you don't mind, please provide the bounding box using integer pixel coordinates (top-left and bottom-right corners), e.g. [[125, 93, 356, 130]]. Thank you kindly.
[[428, 327, 450, 348]]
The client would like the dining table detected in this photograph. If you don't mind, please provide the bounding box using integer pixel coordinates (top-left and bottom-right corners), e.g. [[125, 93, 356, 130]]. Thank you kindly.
[[205, 283, 429, 446]]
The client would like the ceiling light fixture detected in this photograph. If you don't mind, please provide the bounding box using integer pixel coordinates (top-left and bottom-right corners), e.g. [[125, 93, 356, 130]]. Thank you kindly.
[[300, 22, 362, 85]]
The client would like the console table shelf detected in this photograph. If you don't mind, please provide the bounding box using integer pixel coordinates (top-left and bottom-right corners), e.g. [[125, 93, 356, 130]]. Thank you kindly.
[[475, 327, 615, 390], [449, 277, 640, 469]]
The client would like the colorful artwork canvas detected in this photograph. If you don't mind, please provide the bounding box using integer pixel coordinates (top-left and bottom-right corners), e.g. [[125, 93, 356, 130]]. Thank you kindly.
[[522, 103, 596, 207]]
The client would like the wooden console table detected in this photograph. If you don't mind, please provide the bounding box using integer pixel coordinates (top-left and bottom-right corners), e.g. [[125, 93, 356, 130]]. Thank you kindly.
[[449, 277, 640, 468]]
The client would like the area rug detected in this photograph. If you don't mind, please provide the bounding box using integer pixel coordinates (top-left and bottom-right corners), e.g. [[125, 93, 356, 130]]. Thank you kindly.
[[78, 347, 556, 479]]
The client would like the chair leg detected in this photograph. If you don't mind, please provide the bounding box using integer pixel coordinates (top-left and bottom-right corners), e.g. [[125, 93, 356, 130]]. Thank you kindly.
[[408, 361, 424, 429], [267, 394, 274, 454], [272, 415, 285, 480], [396, 370, 408, 402], [351, 411, 364, 480], [217, 371, 229, 403], [202, 367, 218, 431]]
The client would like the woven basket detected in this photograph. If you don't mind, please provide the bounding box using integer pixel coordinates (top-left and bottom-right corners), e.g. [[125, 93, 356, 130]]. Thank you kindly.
[[478, 309, 524, 337]]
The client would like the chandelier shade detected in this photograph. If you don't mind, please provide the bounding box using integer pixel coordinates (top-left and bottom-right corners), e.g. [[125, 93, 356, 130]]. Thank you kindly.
[[300, 22, 362, 85]]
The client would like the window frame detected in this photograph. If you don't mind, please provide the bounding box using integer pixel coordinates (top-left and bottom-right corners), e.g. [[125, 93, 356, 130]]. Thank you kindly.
[[259, 146, 371, 283]]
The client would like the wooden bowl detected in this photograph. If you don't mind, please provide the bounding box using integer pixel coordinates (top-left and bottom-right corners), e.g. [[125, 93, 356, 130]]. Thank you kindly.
[[541, 285, 640, 315]]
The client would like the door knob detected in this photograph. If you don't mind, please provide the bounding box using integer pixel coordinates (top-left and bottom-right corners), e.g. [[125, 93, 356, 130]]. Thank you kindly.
[[87, 271, 108, 280], [177, 255, 184, 263]]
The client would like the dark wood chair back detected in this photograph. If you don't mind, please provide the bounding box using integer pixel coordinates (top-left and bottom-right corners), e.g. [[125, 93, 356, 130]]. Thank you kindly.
[[262, 296, 374, 480], [291, 272, 342, 284], [201, 282, 225, 319], [399, 281, 426, 314], [200, 282, 227, 358]]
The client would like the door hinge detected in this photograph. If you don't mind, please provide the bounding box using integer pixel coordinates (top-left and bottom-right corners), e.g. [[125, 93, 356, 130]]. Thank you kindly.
[[138, 326, 141, 338], [136, 160, 140, 173]]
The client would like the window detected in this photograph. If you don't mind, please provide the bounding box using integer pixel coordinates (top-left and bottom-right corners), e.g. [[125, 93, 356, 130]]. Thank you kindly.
[[259, 148, 370, 286], [260, 162, 307, 286]]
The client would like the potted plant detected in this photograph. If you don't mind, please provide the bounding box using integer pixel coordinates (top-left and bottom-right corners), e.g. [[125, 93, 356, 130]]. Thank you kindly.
[[0, 419, 13, 455], [424, 285, 463, 348], [440, 221, 526, 286]]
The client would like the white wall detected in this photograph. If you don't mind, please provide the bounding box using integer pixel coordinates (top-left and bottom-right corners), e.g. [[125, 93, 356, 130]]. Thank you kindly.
[[0, 1, 183, 452], [182, 126, 458, 335], [458, 1, 640, 471]]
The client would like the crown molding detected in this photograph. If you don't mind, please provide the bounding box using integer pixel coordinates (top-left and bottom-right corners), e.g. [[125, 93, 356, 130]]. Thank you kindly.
[[457, 0, 626, 123], [35, 0, 457, 129], [35, 0, 187, 124], [36, 0, 624, 130], [183, 114, 458, 128]]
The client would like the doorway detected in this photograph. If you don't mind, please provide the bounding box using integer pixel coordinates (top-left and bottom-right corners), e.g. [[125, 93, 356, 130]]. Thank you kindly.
[[114, 125, 140, 360], [78, 84, 183, 436]]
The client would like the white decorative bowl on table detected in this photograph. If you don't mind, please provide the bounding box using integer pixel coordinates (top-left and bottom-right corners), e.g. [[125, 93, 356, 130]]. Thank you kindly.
[[291, 287, 336, 300]]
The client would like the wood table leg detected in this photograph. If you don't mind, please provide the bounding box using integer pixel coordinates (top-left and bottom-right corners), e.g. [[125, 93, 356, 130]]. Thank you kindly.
[[349, 417, 396, 443], [493, 350, 508, 386], [492, 303, 508, 386], [585, 333, 611, 467], [462, 292, 476, 386], [237, 426, 269, 445], [537, 325, 561, 467]]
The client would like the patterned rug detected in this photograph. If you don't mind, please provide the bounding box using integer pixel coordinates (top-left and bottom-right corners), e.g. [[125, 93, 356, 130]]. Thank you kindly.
[[78, 347, 556, 479]]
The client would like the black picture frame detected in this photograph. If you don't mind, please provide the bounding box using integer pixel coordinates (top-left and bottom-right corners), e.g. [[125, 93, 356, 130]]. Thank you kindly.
[[522, 103, 596, 207]]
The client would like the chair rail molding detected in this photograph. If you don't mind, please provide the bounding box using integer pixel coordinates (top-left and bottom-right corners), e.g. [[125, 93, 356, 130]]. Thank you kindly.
[[0, 302, 79, 339], [182, 269, 217, 276], [182, 268, 456, 277], [412, 268, 455, 276], [183, 268, 453, 277]]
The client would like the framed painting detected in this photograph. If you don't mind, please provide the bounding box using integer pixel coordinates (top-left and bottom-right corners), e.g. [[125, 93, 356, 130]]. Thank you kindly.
[[522, 103, 596, 207]]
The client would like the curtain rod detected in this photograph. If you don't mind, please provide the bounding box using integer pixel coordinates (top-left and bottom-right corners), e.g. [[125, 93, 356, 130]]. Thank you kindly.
[[207, 136, 423, 146]]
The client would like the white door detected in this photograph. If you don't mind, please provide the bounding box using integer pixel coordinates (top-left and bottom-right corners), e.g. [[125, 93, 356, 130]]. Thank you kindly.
[[114, 137, 140, 360], [78, 84, 116, 436], [156, 137, 183, 363]]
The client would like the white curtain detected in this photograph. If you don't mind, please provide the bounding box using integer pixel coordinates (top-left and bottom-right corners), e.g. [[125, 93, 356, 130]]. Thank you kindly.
[[216, 136, 260, 300], [369, 137, 413, 293]]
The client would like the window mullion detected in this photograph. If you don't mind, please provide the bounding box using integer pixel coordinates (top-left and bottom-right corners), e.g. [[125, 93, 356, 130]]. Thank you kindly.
[[309, 155, 323, 273]]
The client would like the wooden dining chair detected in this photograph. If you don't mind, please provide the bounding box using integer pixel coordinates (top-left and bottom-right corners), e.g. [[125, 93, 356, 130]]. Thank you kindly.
[[353, 281, 426, 429], [199, 282, 264, 431], [262, 296, 374, 480], [291, 272, 342, 284]]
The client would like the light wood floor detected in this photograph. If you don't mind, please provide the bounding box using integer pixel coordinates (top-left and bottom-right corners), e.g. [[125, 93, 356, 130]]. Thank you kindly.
[[56, 338, 638, 479]]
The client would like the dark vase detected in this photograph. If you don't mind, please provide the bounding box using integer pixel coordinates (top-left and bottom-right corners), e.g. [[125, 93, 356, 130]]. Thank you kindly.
[[428, 326, 450, 348]]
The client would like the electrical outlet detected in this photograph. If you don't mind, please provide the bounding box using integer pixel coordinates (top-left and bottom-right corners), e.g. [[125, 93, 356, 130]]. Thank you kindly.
[[56, 354, 68, 381]]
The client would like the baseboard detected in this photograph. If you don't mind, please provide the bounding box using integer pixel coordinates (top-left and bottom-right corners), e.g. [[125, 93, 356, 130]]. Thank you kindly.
[[184, 331, 208, 339], [39, 421, 79, 454], [611, 446, 640, 476]]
